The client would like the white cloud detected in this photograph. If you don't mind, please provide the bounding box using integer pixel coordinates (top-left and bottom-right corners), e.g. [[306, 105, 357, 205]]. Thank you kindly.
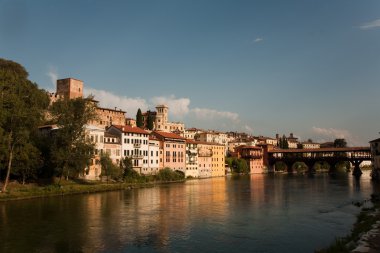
[[46, 66, 58, 91], [150, 95, 190, 118], [312, 126, 363, 146], [359, 18, 380, 30], [83, 87, 244, 131], [84, 87, 149, 116], [244, 125, 254, 134], [191, 108, 240, 122], [253, 37, 263, 43]]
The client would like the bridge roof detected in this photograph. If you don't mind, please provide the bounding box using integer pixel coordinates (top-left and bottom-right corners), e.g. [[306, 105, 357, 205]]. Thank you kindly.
[[268, 147, 370, 153]]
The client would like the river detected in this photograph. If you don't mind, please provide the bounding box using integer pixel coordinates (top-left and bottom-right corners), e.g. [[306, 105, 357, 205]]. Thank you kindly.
[[0, 171, 378, 253]]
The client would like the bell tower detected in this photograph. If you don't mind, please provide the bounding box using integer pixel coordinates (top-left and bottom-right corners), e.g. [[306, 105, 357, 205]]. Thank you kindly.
[[155, 105, 169, 131]]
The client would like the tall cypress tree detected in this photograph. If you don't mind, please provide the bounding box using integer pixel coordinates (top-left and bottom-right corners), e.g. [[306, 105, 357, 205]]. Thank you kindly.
[[136, 108, 143, 128]]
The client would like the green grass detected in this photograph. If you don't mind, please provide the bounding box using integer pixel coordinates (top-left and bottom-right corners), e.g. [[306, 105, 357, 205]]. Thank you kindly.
[[0, 178, 183, 201]]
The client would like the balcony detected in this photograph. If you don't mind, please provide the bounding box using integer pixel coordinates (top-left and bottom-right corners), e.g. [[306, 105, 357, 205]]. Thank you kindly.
[[133, 143, 141, 148], [132, 154, 144, 159], [187, 150, 197, 156]]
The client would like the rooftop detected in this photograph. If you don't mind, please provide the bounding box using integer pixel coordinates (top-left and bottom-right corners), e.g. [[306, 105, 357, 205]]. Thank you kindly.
[[112, 125, 149, 135]]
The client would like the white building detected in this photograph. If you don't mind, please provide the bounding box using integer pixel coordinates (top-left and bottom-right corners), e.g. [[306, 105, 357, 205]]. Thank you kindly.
[[196, 131, 229, 155], [186, 140, 199, 178], [84, 124, 105, 180], [301, 141, 321, 149], [107, 125, 150, 174], [182, 128, 203, 139], [147, 136, 161, 175], [103, 132, 122, 165]]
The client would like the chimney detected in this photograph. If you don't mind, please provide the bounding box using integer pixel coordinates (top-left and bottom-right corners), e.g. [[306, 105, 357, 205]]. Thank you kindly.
[[290, 133, 294, 138], [276, 133, 279, 139]]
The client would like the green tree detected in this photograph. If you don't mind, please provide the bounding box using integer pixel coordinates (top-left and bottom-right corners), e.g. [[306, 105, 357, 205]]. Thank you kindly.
[[0, 58, 49, 192], [49, 97, 97, 183], [12, 141, 42, 184], [228, 157, 249, 174], [278, 135, 289, 149], [120, 156, 139, 180], [147, 113, 154, 130], [334, 139, 347, 148], [136, 108, 143, 128], [100, 153, 121, 181]]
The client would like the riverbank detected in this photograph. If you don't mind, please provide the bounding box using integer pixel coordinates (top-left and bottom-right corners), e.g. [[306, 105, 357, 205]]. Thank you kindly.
[[315, 194, 380, 253], [0, 179, 185, 202]]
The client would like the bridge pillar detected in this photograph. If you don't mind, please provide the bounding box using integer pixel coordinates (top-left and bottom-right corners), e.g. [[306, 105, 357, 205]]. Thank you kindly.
[[285, 161, 294, 174], [267, 161, 275, 173], [352, 160, 362, 177], [304, 161, 315, 174], [371, 168, 380, 181]]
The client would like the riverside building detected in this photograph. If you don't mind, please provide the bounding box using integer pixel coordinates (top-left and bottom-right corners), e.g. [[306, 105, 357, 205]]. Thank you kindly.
[[107, 125, 150, 174]]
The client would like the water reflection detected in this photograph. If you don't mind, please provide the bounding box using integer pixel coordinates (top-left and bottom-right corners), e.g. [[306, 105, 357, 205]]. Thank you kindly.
[[0, 172, 376, 253]]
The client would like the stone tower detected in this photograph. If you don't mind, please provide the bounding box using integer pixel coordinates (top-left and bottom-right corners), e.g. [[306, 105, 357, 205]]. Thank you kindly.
[[56, 78, 83, 99], [155, 105, 169, 131]]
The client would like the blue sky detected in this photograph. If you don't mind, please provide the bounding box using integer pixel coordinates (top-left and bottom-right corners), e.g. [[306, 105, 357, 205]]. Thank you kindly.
[[1, 0, 379, 145]]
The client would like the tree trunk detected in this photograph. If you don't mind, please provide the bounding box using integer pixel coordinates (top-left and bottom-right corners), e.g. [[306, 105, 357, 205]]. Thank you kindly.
[[2, 131, 14, 193]]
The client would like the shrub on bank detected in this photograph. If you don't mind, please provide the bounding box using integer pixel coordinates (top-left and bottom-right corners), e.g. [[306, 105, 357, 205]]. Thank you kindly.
[[156, 168, 185, 182]]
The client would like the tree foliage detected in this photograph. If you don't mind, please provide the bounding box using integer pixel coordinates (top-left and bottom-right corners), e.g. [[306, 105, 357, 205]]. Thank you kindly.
[[334, 139, 347, 148], [226, 157, 249, 174], [147, 113, 154, 130], [156, 167, 185, 181], [278, 135, 289, 149], [100, 153, 121, 181], [136, 108, 143, 128], [48, 97, 97, 182], [0, 58, 49, 191]]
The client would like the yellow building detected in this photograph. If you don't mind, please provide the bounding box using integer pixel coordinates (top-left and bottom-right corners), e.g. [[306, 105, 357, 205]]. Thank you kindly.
[[197, 142, 225, 177], [211, 144, 226, 177]]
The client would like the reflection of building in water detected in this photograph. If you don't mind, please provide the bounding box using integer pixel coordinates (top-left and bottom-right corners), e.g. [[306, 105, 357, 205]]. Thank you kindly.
[[196, 178, 228, 219]]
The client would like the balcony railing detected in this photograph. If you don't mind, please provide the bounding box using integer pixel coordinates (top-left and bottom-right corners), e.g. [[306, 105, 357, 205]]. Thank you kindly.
[[132, 154, 144, 159], [133, 143, 141, 148]]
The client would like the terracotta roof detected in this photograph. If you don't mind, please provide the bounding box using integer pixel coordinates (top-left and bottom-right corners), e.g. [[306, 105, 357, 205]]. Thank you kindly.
[[153, 131, 185, 140], [186, 139, 198, 144], [236, 145, 262, 150], [269, 147, 370, 153], [112, 125, 149, 135]]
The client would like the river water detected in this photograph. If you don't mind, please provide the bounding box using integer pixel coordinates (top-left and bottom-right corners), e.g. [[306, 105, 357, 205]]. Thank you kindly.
[[0, 172, 378, 253]]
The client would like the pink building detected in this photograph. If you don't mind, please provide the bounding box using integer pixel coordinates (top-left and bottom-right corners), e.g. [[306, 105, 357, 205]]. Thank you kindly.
[[152, 131, 186, 173], [236, 145, 264, 174]]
